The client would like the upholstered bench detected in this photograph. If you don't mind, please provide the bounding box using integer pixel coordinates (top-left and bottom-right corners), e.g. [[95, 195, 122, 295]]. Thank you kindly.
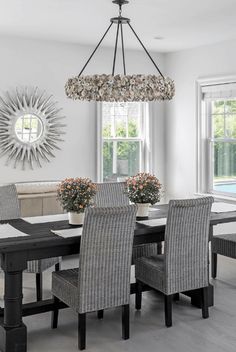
[[15, 181, 63, 217], [211, 234, 236, 278]]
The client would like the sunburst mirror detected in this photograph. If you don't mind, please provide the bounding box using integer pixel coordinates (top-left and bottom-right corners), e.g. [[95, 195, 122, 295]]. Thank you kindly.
[[0, 87, 66, 169]]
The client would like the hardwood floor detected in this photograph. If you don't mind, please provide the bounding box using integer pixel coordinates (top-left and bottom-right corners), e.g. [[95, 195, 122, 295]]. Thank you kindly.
[[1, 254, 236, 352]]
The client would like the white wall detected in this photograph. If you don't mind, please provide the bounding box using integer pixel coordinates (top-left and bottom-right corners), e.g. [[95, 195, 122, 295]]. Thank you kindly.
[[165, 39, 236, 233], [165, 38, 236, 199], [0, 36, 166, 184]]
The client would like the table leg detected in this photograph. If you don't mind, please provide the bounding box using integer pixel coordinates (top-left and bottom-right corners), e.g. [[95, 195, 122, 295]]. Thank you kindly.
[[0, 270, 26, 352]]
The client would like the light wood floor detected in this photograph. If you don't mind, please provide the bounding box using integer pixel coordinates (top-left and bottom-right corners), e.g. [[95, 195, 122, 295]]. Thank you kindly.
[[1, 254, 236, 352]]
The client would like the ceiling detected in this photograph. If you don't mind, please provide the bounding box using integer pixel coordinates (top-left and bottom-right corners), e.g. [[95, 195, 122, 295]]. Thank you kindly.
[[0, 0, 236, 52]]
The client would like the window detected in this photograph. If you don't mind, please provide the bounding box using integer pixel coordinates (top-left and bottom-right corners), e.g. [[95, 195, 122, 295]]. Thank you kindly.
[[15, 114, 43, 143], [97, 102, 151, 182], [197, 78, 236, 198]]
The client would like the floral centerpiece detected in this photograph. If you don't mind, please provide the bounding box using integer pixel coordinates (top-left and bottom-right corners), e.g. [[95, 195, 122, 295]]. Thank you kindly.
[[125, 172, 162, 218], [57, 177, 96, 225]]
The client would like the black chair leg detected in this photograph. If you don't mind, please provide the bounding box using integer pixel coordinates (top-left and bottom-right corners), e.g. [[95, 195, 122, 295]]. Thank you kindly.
[[122, 304, 130, 340], [211, 252, 217, 279], [97, 310, 104, 319], [164, 295, 172, 327], [78, 313, 86, 350], [51, 296, 60, 329], [36, 273, 42, 301], [173, 293, 180, 301], [55, 262, 61, 272], [157, 242, 162, 254], [201, 287, 209, 319], [135, 280, 142, 310]]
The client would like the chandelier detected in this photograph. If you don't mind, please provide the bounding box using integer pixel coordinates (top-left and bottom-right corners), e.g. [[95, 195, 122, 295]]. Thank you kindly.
[[65, 0, 175, 102]]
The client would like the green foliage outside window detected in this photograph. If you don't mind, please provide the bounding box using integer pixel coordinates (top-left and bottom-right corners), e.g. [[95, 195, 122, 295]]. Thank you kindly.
[[103, 119, 140, 181], [213, 100, 236, 180]]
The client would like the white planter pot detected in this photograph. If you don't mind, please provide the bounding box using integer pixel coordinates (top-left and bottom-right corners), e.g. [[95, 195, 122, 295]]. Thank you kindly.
[[68, 212, 84, 225], [136, 203, 150, 218]]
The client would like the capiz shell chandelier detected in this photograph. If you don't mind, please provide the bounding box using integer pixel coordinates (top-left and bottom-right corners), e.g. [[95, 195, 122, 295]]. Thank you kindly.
[[65, 0, 175, 102]]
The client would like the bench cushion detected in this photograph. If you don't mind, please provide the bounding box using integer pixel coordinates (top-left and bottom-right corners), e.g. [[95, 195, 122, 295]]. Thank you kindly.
[[15, 181, 60, 195]]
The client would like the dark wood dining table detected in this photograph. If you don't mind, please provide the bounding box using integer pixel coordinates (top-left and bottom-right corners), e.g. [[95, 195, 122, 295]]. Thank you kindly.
[[0, 204, 236, 352]]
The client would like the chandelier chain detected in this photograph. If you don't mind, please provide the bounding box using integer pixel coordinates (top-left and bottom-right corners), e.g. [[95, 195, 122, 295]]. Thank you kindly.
[[119, 4, 122, 16], [78, 22, 113, 77], [65, 0, 175, 102], [127, 22, 164, 78], [120, 22, 126, 75], [112, 21, 120, 75], [78, 1, 164, 78]]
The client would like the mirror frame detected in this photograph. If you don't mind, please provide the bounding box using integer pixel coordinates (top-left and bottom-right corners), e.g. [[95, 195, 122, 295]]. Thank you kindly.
[[0, 87, 66, 169]]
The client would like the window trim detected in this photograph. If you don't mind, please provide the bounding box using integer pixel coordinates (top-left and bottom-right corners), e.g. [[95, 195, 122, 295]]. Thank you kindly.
[[196, 75, 236, 200], [97, 102, 151, 182], [97, 102, 103, 182]]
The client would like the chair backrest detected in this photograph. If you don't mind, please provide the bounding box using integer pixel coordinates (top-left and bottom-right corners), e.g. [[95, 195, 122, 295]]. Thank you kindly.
[[0, 184, 20, 220], [78, 205, 137, 314], [164, 197, 213, 295], [93, 182, 129, 207]]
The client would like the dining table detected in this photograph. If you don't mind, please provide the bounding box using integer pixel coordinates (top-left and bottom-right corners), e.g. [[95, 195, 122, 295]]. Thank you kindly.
[[0, 202, 236, 352]]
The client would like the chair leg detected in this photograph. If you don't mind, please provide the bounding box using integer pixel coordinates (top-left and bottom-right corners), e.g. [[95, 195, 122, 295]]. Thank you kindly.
[[36, 273, 42, 301], [173, 293, 180, 301], [122, 304, 130, 340], [51, 296, 60, 329], [157, 242, 162, 254], [201, 287, 209, 319], [164, 295, 172, 327], [97, 310, 104, 319], [78, 313, 86, 350], [211, 252, 217, 279], [135, 280, 142, 310], [55, 262, 61, 272]]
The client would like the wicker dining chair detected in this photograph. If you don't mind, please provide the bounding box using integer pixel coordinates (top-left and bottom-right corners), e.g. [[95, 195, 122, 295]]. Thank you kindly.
[[135, 197, 214, 327], [93, 182, 159, 320], [94, 182, 158, 261], [93, 182, 129, 207], [0, 184, 61, 301], [51, 205, 137, 350]]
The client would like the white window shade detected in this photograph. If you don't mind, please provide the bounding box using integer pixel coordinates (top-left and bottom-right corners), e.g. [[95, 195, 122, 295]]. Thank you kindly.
[[202, 82, 236, 100]]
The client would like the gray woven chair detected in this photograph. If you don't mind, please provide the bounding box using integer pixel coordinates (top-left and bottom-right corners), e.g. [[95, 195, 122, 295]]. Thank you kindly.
[[135, 197, 214, 327], [94, 182, 130, 207], [51, 205, 137, 350], [0, 184, 61, 301], [94, 182, 158, 262], [211, 233, 236, 278]]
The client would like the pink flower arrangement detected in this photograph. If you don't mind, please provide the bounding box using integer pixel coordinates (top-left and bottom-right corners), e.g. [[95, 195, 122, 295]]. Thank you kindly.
[[57, 178, 96, 213], [125, 173, 162, 204]]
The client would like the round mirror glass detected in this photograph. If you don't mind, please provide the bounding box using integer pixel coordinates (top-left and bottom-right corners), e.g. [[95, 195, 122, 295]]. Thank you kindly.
[[15, 114, 43, 143]]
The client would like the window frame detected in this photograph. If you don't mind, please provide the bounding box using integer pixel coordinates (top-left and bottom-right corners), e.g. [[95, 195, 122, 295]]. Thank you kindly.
[[196, 75, 236, 200], [97, 102, 152, 182]]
